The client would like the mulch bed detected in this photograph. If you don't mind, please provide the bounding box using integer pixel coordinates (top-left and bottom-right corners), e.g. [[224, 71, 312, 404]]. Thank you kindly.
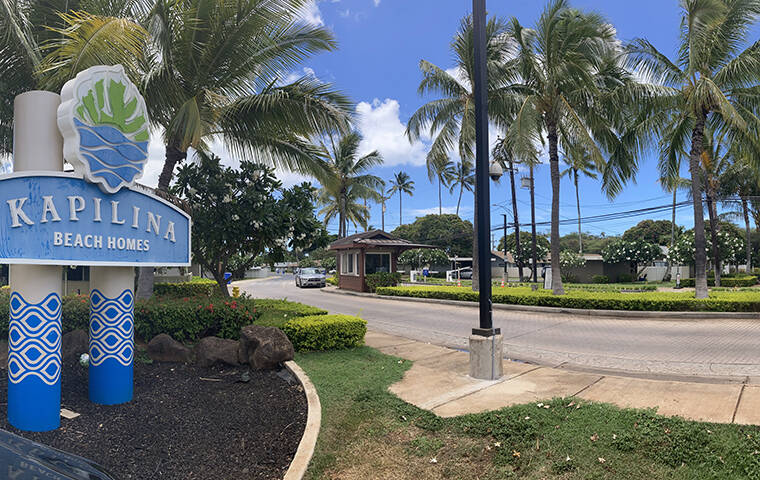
[[0, 357, 307, 479]]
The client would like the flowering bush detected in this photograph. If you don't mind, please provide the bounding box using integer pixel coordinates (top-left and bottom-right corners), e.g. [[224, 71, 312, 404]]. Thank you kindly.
[[602, 239, 661, 277], [668, 229, 745, 265], [559, 250, 586, 269]]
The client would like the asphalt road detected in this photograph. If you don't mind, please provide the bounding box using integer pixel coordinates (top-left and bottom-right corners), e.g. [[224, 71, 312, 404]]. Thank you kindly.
[[238, 275, 760, 380]]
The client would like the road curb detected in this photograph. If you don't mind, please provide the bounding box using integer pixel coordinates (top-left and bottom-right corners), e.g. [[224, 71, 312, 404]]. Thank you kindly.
[[283, 360, 321, 480], [321, 287, 760, 320]]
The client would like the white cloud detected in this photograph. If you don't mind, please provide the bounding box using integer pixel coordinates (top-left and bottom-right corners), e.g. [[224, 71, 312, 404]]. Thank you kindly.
[[373, 0, 381, 5], [356, 98, 430, 167], [339, 8, 350, 17], [410, 205, 471, 216], [299, 1, 324, 26], [282, 66, 318, 84]]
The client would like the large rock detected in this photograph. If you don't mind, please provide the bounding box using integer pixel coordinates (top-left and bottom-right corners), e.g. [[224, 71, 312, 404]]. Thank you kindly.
[[62, 329, 89, 361], [239, 325, 294, 370], [148, 334, 192, 363], [194, 336, 240, 367]]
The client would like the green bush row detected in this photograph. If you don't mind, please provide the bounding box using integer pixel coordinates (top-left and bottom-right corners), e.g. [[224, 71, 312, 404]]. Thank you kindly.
[[680, 276, 757, 288], [326, 275, 339, 286], [154, 278, 218, 297], [282, 314, 367, 351], [252, 299, 327, 328], [365, 272, 402, 292], [375, 286, 760, 312]]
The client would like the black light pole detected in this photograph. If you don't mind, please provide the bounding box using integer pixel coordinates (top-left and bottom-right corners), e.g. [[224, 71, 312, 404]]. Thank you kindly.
[[472, 0, 496, 336], [502, 214, 508, 278]]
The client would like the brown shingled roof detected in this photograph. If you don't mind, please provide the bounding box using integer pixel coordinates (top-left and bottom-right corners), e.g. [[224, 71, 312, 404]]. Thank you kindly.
[[328, 229, 435, 250]]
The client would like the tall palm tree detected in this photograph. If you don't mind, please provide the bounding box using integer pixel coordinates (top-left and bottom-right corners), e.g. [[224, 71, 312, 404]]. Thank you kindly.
[[143, 0, 353, 193], [427, 154, 456, 215], [719, 154, 760, 272], [319, 185, 370, 236], [700, 128, 732, 285], [561, 145, 598, 254], [450, 159, 475, 217], [318, 132, 383, 238], [492, 137, 524, 279], [625, 0, 760, 298], [406, 15, 515, 290], [505, 0, 633, 295], [388, 171, 415, 226]]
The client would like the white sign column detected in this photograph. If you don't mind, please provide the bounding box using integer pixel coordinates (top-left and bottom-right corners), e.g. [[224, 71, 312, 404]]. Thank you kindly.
[[8, 91, 64, 431]]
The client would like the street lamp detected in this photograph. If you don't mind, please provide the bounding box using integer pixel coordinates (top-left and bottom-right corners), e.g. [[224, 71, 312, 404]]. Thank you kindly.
[[469, 0, 502, 381], [489, 160, 503, 181]]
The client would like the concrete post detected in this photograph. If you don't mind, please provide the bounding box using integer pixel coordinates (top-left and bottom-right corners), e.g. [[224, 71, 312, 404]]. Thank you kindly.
[[8, 91, 64, 431], [88, 266, 134, 405], [469, 334, 503, 380]]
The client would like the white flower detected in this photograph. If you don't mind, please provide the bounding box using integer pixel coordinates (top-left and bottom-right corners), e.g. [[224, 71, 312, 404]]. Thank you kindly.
[[79, 353, 90, 367]]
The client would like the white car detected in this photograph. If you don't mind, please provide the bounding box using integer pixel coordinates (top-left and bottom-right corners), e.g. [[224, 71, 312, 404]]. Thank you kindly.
[[295, 267, 326, 288]]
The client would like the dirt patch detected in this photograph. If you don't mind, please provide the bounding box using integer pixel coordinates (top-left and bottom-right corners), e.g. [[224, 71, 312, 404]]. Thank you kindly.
[[0, 359, 307, 479]]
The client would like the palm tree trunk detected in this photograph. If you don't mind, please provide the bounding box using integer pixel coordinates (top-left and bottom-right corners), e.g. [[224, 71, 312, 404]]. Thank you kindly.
[[743, 198, 752, 272], [137, 144, 187, 299], [438, 178, 442, 215], [706, 190, 721, 286], [547, 120, 564, 295], [508, 159, 523, 280], [574, 171, 583, 254], [530, 164, 538, 283], [399, 193, 403, 226], [688, 112, 709, 299], [456, 184, 464, 217], [667, 187, 676, 281], [381, 199, 385, 231]]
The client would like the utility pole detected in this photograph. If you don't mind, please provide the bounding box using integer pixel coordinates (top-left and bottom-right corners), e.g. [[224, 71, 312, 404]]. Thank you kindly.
[[508, 158, 523, 281], [502, 214, 508, 280]]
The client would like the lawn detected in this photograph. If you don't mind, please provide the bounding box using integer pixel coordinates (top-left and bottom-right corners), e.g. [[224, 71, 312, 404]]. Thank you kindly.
[[296, 347, 760, 479]]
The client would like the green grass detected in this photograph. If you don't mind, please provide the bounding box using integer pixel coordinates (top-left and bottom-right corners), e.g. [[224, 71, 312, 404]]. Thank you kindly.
[[376, 285, 760, 312], [297, 347, 760, 480], [251, 298, 327, 327]]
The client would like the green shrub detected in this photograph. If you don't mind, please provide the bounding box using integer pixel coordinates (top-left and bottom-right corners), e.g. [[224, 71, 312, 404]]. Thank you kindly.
[[680, 276, 757, 288], [282, 314, 367, 351], [617, 273, 633, 283], [567, 283, 657, 292], [375, 285, 760, 312], [252, 299, 327, 328], [592, 275, 609, 284], [154, 278, 217, 297], [365, 272, 402, 292], [326, 275, 339, 286]]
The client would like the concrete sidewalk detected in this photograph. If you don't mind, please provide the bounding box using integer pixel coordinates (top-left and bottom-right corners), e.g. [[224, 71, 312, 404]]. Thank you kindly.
[[365, 330, 760, 425]]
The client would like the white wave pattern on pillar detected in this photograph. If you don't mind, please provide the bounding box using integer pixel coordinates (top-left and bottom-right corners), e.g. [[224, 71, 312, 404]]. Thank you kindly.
[[7, 292, 62, 385], [89, 289, 134, 367]]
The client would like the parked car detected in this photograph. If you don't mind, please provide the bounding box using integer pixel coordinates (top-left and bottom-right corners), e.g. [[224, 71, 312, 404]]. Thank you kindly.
[[0, 428, 115, 479], [295, 267, 326, 288], [458, 268, 473, 280]]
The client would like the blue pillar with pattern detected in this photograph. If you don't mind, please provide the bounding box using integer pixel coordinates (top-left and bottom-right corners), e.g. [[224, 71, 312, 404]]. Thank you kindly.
[[7, 287, 62, 431], [89, 267, 134, 405]]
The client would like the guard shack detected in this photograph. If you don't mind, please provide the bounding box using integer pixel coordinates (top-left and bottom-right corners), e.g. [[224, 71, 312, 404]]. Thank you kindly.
[[329, 230, 432, 292]]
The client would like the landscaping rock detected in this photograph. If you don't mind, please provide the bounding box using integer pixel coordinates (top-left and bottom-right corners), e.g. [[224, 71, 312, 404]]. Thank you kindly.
[[148, 334, 193, 363], [194, 337, 240, 367], [239, 325, 294, 370], [0, 339, 7, 369], [62, 329, 89, 361]]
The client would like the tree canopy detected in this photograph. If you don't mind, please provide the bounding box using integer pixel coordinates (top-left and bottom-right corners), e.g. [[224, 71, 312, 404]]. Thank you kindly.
[[622, 220, 681, 246], [498, 232, 550, 264], [391, 214, 473, 257]]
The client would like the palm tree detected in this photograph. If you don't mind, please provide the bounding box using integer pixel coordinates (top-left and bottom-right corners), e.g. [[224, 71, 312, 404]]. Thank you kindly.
[[428, 154, 456, 215], [143, 0, 353, 193], [406, 15, 515, 290], [450, 159, 475, 217], [561, 145, 598, 254], [700, 128, 732, 285], [319, 185, 370, 236], [388, 171, 415, 226], [625, 0, 760, 298], [0, 1, 149, 151], [492, 137, 524, 279], [318, 132, 383, 238], [505, 0, 633, 295], [720, 154, 760, 272]]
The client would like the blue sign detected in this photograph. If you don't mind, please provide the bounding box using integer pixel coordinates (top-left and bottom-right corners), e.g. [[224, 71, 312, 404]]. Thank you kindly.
[[0, 172, 190, 266]]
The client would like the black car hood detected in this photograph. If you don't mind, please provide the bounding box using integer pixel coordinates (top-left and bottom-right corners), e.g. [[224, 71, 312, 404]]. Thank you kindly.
[[0, 429, 115, 480]]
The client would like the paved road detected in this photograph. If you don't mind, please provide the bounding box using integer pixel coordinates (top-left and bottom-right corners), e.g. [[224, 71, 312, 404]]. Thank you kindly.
[[238, 276, 760, 379]]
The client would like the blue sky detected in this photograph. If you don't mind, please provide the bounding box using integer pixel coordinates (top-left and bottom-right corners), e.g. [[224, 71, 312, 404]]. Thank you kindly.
[[136, 1, 756, 244]]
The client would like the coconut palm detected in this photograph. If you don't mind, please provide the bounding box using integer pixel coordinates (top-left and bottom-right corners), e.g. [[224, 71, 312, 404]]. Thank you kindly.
[[427, 153, 456, 215], [143, 0, 353, 193], [450, 159, 475, 217], [561, 145, 598, 254], [406, 15, 515, 290], [720, 153, 760, 272], [624, 0, 760, 298], [0, 1, 150, 151], [318, 132, 383, 238], [492, 137, 525, 279], [504, 0, 634, 294], [319, 185, 370, 236], [388, 171, 415, 226]]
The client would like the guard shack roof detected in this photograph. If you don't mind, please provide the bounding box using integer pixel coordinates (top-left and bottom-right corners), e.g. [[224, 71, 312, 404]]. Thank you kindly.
[[328, 230, 434, 251]]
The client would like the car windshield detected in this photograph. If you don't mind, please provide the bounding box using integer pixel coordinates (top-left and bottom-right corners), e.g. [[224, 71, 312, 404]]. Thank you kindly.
[[300, 268, 320, 274]]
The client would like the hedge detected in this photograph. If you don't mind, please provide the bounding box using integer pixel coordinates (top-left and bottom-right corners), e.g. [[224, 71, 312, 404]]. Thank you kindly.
[[680, 276, 757, 288], [282, 314, 367, 351], [375, 285, 760, 312], [154, 278, 217, 297], [252, 299, 327, 328], [365, 272, 402, 292]]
